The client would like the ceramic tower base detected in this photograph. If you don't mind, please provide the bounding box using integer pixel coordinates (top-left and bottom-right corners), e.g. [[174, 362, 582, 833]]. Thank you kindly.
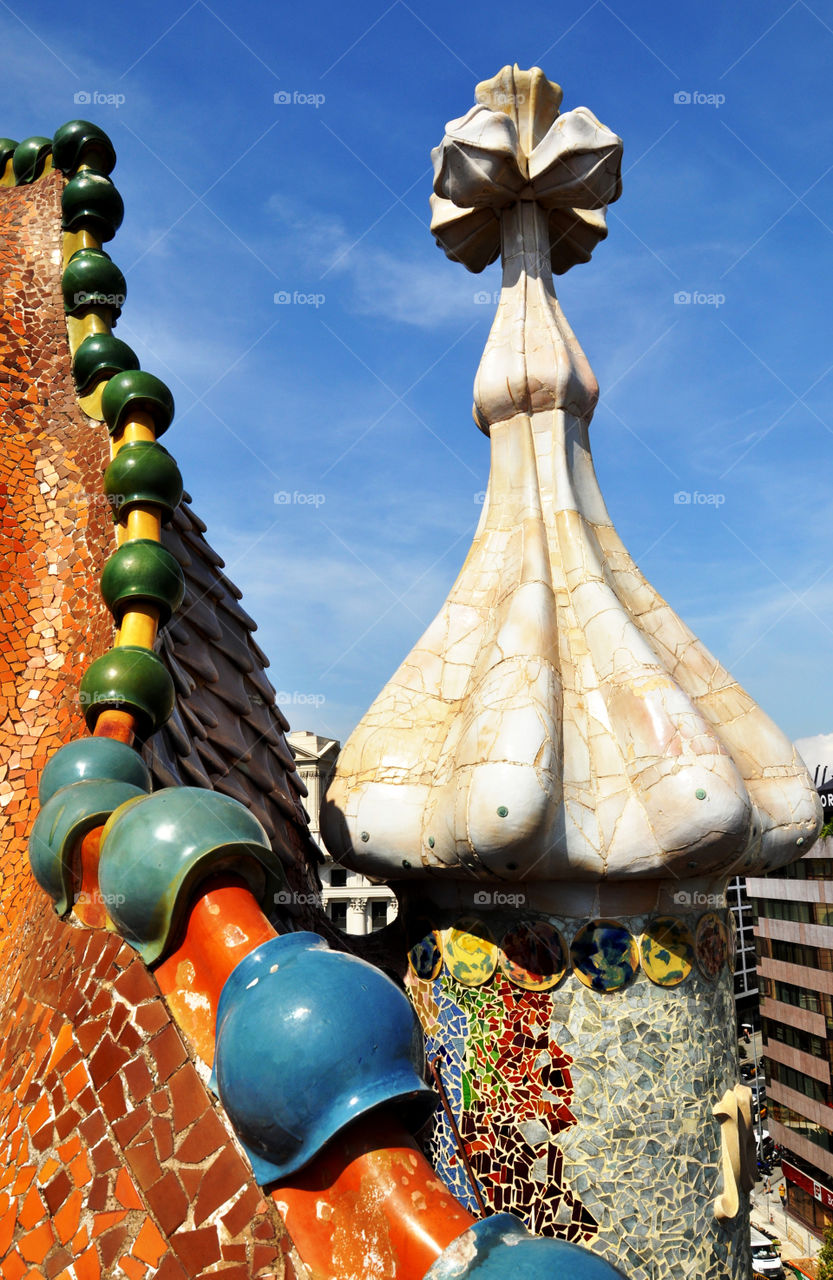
[[406, 905, 752, 1280]]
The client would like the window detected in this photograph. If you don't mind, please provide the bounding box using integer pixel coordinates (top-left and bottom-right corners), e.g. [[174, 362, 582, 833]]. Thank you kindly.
[[755, 898, 813, 924], [766, 1019, 826, 1061], [770, 980, 832, 1016], [781, 858, 833, 881], [769, 1060, 831, 1105], [329, 867, 347, 888], [327, 901, 348, 930], [370, 901, 389, 932], [771, 940, 817, 969], [771, 1100, 833, 1156]]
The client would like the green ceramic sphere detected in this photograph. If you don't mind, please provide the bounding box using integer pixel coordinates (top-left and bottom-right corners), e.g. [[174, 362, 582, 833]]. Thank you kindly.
[[39, 735, 151, 805], [52, 119, 116, 176], [0, 140, 18, 172], [62, 249, 126, 318], [79, 645, 175, 737], [101, 539, 185, 625], [72, 334, 139, 393], [61, 171, 124, 241], [103, 442, 183, 523], [13, 136, 51, 184], [101, 370, 174, 438]]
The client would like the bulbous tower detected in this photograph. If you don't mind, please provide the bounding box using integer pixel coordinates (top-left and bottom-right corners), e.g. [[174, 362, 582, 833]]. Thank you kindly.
[[323, 66, 822, 1278]]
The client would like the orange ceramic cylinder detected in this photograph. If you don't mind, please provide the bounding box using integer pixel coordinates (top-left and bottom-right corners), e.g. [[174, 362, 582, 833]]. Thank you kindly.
[[273, 1109, 476, 1280], [154, 874, 277, 1064]]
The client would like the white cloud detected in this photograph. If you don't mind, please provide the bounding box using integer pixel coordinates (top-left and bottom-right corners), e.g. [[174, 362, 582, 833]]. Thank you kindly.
[[267, 193, 494, 327], [795, 734, 833, 784]]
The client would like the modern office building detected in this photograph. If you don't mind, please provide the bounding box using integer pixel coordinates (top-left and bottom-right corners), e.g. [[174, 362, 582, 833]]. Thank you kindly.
[[287, 730, 398, 935], [746, 736, 833, 1241]]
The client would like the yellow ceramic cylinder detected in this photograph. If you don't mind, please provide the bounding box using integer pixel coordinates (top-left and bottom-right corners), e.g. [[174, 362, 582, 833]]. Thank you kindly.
[[62, 227, 99, 268], [116, 604, 160, 650]]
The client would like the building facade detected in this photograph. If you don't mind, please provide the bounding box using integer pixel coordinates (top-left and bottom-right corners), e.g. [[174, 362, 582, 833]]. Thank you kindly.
[[287, 730, 397, 935], [747, 834, 833, 1240]]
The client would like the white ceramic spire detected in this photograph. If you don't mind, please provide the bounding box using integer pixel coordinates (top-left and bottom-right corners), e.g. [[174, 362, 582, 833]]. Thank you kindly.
[[322, 65, 821, 891]]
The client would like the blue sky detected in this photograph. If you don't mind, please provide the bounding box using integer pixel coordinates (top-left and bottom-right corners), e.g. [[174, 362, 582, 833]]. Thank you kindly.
[[4, 0, 833, 752]]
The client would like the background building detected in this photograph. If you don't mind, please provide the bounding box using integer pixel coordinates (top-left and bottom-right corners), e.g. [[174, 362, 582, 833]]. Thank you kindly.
[[287, 730, 397, 935], [746, 737, 833, 1244]]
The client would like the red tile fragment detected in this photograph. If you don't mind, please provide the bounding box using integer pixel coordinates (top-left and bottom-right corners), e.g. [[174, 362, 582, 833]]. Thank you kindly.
[[99, 1225, 130, 1270], [134, 1003, 168, 1036], [125, 1138, 163, 1190], [169, 1065, 209, 1133], [169, 1225, 222, 1273], [193, 1146, 249, 1226], [145, 1169, 189, 1235], [113, 964, 156, 1005], [98, 1073, 127, 1121], [151, 1255, 188, 1280], [175, 1110, 226, 1164], [149, 1025, 187, 1082], [89, 1035, 130, 1088], [221, 1185, 261, 1236], [123, 1058, 154, 1104]]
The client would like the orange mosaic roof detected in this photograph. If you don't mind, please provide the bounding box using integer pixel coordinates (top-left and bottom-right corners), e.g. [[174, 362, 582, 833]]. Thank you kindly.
[[0, 167, 315, 1278]]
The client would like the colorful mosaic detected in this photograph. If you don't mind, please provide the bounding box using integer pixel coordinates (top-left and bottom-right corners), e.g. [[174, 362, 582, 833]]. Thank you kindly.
[[695, 911, 728, 981], [570, 920, 639, 993], [498, 920, 567, 991], [425, 912, 729, 996], [408, 930, 443, 980], [407, 907, 751, 1279], [0, 900, 296, 1278], [411, 971, 598, 1243], [639, 917, 695, 988], [442, 918, 498, 987], [0, 172, 113, 961]]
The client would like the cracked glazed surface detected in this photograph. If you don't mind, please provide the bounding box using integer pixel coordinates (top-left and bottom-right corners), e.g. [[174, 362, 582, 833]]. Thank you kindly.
[[323, 69, 821, 889]]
